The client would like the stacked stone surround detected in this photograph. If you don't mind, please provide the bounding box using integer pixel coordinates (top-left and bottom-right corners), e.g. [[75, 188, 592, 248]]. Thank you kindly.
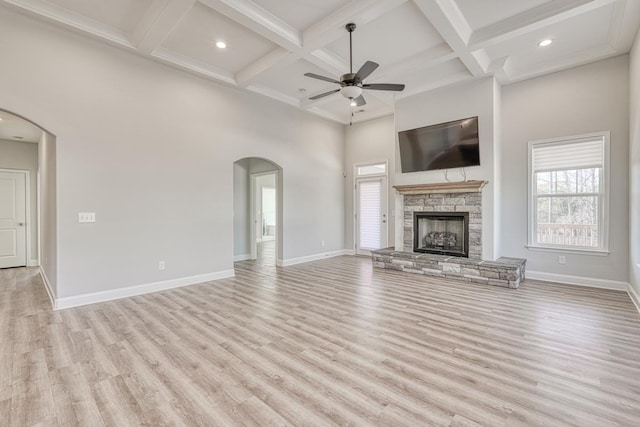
[[403, 192, 482, 259], [372, 249, 526, 289]]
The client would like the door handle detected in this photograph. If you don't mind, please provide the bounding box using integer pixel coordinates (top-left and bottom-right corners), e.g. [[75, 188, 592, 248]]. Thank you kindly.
[[18, 222, 25, 227]]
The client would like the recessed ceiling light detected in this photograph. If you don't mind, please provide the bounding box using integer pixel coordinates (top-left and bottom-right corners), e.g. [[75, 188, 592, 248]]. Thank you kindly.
[[215, 41, 227, 49], [538, 39, 553, 47]]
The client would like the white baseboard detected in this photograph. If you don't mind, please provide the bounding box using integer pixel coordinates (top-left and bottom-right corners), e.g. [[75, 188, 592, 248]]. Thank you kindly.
[[628, 285, 640, 315], [277, 249, 353, 267], [527, 270, 629, 291], [28, 259, 39, 267], [234, 254, 251, 262], [39, 267, 56, 309], [55, 269, 235, 310]]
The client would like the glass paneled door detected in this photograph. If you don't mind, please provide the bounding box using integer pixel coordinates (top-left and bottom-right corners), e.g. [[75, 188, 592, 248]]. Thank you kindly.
[[356, 176, 387, 255]]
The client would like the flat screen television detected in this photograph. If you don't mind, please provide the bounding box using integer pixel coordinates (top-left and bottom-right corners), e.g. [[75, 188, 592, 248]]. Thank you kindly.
[[398, 116, 480, 173]]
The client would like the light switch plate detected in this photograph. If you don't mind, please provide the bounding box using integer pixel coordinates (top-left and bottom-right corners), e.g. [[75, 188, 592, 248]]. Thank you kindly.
[[79, 212, 96, 223]]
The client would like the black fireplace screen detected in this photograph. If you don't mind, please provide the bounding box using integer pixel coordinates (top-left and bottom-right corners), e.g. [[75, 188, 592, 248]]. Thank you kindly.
[[414, 212, 469, 257]]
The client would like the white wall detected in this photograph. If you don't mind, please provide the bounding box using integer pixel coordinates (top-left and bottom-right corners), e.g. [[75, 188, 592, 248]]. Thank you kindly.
[[344, 115, 396, 250], [630, 30, 640, 294], [395, 77, 500, 260], [0, 139, 38, 261], [0, 9, 344, 299], [501, 55, 630, 284], [38, 131, 57, 296], [233, 159, 250, 258]]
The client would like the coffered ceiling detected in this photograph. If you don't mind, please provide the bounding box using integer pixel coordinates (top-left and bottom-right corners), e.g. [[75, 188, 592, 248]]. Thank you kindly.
[[1, 0, 638, 124]]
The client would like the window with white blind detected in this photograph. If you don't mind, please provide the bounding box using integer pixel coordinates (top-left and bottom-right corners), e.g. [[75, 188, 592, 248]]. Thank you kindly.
[[528, 132, 609, 252]]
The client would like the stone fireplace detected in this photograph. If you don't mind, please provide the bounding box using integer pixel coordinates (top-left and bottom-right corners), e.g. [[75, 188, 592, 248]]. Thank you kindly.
[[398, 181, 485, 260], [414, 211, 469, 257]]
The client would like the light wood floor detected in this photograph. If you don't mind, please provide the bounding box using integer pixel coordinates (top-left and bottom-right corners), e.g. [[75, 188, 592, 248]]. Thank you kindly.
[[2, 256, 640, 426]]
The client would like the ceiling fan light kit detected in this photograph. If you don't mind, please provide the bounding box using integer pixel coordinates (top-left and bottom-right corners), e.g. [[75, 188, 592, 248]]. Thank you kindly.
[[341, 85, 362, 99], [304, 23, 405, 112]]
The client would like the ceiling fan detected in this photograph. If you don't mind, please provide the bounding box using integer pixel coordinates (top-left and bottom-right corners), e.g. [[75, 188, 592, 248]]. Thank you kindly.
[[304, 23, 405, 107]]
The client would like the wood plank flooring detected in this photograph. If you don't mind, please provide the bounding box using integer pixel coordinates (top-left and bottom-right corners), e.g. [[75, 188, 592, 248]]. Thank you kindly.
[[1, 255, 640, 426]]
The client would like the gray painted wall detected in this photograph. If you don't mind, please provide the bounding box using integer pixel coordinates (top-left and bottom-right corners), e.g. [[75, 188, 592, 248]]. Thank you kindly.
[[0, 9, 344, 298], [630, 30, 640, 293], [501, 55, 630, 283], [0, 139, 38, 261]]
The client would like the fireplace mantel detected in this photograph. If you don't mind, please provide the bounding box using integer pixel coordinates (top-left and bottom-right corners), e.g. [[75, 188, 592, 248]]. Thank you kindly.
[[394, 180, 487, 194]]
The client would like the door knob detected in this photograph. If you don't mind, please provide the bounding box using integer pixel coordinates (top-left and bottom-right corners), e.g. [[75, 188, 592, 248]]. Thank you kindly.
[[18, 222, 25, 226]]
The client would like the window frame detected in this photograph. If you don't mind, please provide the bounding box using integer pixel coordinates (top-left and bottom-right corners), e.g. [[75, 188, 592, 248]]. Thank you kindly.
[[527, 131, 610, 255]]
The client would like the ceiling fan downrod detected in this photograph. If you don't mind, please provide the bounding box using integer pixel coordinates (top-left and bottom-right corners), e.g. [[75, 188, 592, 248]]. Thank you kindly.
[[346, 22, 356, 74]]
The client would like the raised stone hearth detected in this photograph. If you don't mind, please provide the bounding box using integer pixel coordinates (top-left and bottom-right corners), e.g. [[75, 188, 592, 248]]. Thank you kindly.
[[372, 249, 526, 289]]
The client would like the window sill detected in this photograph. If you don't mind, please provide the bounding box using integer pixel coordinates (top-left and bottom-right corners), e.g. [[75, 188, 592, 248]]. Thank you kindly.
[[525, 245, 610, 256]]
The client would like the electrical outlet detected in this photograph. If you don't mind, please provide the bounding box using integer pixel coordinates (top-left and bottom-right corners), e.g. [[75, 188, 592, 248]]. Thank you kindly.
[[558, 256, 566, 264], [78, 212, 96, 223], [321, 240, 325, 247], [159, 261, 165, 270]]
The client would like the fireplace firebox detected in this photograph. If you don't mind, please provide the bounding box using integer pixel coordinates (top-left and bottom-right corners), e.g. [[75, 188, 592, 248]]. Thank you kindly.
[[413, 212, 469, 257]]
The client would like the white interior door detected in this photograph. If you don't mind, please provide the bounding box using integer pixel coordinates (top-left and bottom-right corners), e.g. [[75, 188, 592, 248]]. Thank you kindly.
[[0, 171, 27, 268], [356, 176, 387, 255]]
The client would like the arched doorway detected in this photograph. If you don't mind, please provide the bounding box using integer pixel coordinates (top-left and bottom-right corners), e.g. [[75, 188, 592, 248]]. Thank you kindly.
[[0, 108, 57, 303], [232, 157, 283, 266]]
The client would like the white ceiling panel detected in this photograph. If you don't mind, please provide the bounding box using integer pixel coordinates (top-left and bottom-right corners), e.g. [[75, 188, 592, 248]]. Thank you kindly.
[[251, 0, 350, 31], [455, 0, 552, 30], [482, 4, 614, 69], [160, 2, 277, 74], [39, 0, 157, 36], [256, 59, 338, 101], [325, 1, 444, 70]]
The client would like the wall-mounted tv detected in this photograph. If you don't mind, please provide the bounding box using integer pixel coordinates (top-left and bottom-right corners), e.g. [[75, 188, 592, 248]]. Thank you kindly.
[[398, 116, 480, 173]]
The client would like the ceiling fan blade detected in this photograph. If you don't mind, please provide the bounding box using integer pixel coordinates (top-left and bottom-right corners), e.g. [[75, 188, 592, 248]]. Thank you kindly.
[[355, 61, 379, 81], [363, 83, 405, 91], [353, 95, 366, 106], [304, 72, 342, 85], [309, 89, 340, 100]]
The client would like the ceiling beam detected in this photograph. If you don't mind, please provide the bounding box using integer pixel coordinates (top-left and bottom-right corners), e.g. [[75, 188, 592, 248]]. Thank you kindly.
[[134, 0, 197, 54], [412, 0, 485, 76], [235, 48, 294, 87]]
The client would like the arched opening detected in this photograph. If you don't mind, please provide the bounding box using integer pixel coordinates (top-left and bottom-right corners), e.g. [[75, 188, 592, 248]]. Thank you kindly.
[[0, 108, 57, 303], [233, 157, 283, 267]]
